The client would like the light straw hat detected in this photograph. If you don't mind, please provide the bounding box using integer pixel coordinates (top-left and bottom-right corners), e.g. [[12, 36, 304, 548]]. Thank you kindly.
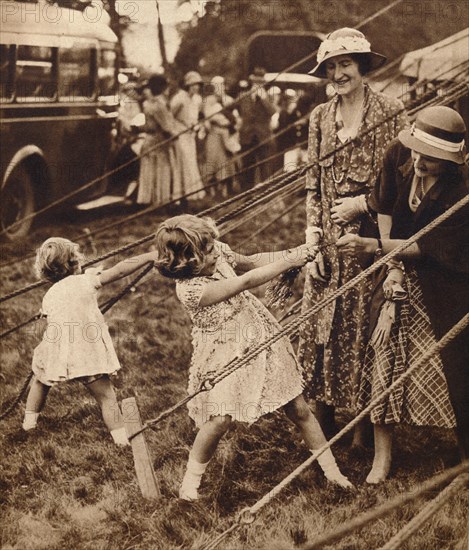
[[399, 106, 466, 164], [184, 71, 203, 87], [309, 28, 386, 78]]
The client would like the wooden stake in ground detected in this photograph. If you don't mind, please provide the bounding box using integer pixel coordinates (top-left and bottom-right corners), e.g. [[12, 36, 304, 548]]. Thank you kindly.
[[122, 397, 160, 499]]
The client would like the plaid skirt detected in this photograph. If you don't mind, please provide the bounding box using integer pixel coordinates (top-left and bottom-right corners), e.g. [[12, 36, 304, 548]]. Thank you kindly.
[[357, 269, 456, 427]]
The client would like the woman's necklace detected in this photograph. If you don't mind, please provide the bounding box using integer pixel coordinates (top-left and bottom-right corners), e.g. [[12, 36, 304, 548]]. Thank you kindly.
[[420, 177, 425, 198], [332, 93, 366, 185]]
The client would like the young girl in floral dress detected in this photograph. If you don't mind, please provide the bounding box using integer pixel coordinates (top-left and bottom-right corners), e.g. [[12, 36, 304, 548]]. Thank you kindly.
[[155, 214, 352, 500], [23, 237, 158, 445]]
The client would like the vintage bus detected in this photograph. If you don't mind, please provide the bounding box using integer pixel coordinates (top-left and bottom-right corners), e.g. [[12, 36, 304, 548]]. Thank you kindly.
[[0, 1, 119, 239]]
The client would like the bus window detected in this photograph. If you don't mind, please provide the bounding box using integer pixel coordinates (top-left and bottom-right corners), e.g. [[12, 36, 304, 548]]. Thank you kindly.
[[99, 50, 117, 97], [0, 45, 13, 100], [16, 45, 56, 102], [59, 46, 94, 100]]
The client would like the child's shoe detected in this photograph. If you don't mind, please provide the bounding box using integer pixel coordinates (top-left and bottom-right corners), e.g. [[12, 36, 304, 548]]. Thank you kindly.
[[314, 448, 354, 489], [22, 411, 39, 431], [111, 427, 130, 446], [179, 454, 209, 501]]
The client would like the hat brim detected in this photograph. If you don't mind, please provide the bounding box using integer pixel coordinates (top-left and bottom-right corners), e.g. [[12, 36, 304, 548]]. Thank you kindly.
[[308, 51, 387, 78], [398, 129, 465, 164], [249, 75, 266, 83]]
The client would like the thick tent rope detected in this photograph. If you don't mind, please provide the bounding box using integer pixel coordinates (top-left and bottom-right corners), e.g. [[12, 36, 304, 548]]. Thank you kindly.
[[290, 462, 469, 550], [199, 313, 469, 550], [379, 473, 469, 550], [127, 190, 469, 439], [0, 165, 304, 307], [0, 65, 465, 274]]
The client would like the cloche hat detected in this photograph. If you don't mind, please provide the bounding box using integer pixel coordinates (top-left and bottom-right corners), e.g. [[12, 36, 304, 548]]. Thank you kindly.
[[309, 28, 387, 78], [399, 106, 466, 164], [184, 71, 203, 87], [249, 67, 267, 84], [211, 75, 225, 85]]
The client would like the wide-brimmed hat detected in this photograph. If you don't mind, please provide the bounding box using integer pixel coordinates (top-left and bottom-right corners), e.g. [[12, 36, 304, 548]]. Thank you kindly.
[[184, 71, 203, 87], [399, 106, 466, 164], [309, 28, 386, 78], [249, 67, 267, 84]]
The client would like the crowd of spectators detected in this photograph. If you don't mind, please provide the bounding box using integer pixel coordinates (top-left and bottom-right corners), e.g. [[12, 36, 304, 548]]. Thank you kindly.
[[116, 67, 320, 204]]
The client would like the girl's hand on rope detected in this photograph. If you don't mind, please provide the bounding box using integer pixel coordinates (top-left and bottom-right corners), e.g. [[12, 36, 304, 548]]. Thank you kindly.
[[291, 244, 319, 268], [331, 195, 368, 226], [336, 234, 377, 256]]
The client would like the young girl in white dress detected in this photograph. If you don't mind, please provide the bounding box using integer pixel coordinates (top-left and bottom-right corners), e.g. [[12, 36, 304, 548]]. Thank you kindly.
[[154, 214, 352, 500], [23, 237, 158, 445]]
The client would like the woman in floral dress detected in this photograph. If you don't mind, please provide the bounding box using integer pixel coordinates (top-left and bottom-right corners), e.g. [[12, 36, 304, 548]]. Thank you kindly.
[[298, 28, 408, 440]]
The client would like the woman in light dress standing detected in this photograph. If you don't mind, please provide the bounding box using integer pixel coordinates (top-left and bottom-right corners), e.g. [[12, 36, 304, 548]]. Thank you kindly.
[[137, 74, 181, 205], [170, 71, 205, 199], [203, 76, 240, 195]]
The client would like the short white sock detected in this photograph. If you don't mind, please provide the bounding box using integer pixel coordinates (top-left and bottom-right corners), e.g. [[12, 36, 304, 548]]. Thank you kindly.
[[22, 411, 40, 431], [179, 454, 210, 500]]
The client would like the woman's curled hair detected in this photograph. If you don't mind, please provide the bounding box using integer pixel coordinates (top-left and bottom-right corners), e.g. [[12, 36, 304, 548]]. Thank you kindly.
[[155, 215, 219, 279]]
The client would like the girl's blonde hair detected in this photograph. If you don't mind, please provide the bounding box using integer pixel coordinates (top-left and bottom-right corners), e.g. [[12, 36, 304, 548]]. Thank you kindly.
[[155, 215, 219, 279], [35, 237, 84, 282]]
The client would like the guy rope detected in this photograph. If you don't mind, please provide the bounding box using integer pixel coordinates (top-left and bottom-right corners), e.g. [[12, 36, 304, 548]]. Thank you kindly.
[[2, 64, 468, 307], [0, 0, 407, 241], [199, 314, 469, 550], [122, 190, 469, 441]]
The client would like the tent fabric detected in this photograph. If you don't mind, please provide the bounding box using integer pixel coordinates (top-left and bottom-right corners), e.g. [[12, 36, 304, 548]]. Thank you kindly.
[[399, 28, 469, 82]]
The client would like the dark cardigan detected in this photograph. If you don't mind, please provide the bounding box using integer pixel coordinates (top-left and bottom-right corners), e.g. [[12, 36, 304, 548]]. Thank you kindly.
[[369, 138, 469, 456]]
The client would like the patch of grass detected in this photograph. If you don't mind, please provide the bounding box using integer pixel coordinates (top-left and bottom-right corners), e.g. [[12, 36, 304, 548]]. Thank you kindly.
[[1, 197, 467, 549]]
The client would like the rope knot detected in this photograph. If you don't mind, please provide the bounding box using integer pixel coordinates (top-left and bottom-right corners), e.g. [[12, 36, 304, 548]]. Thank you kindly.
[[237, 507, 256, 525]]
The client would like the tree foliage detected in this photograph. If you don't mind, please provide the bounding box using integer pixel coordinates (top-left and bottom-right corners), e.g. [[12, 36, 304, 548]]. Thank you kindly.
[[43, 0, 127, 38], [172, 0, 469, 87]]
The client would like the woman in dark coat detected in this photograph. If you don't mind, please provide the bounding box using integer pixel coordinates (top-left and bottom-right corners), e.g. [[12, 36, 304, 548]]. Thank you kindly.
[[337, 106, 468, 482]]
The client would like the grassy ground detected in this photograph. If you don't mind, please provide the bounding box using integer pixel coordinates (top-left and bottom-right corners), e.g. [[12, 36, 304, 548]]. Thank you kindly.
[[0, 194, 468, 550]]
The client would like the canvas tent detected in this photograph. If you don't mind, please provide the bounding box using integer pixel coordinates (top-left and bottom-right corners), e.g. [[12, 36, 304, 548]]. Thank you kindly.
[[399, 28, 469, 82]]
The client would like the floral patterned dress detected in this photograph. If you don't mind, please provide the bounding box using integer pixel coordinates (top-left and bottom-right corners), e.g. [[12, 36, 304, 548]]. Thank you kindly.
[[176, 242, 304, 428], [298, 85, 408, 409]]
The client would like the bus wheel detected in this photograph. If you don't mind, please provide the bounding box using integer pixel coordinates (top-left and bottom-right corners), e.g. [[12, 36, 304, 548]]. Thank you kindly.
[[0, 165, 36, 240]]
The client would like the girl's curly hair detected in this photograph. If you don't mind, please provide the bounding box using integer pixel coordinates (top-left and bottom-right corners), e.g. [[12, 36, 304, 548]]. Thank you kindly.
[[35, 237, 84, 282], [155, 215, 219, 279]]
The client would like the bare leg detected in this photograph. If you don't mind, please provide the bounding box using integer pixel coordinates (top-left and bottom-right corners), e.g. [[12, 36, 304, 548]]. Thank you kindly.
[[315, 400, 337, 439], [284, 395, 327, 449], [284, 396, 353, 488], [86, 376, 122, 432], [191, 415, 232, 463], [25, 376, 50, 412], [180, 415, 232, 500], [23, 376, 50, 430], [366, 424, 393, 484]]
